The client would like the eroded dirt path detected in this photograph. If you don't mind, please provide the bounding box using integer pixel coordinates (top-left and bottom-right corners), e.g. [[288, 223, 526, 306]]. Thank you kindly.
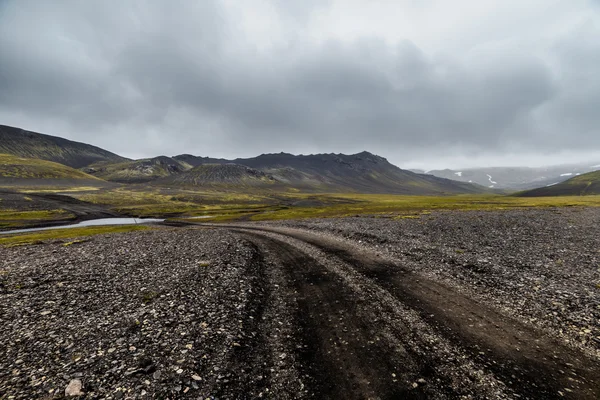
[[226, 225, 600, 400]]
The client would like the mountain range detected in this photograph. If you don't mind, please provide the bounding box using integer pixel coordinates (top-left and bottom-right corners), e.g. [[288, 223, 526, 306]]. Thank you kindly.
[[1, 123, 599, 196], [0, 124, 484, 194]]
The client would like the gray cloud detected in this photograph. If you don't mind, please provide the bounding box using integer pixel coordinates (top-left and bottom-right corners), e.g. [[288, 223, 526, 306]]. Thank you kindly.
[[0, 0, 598, 168]]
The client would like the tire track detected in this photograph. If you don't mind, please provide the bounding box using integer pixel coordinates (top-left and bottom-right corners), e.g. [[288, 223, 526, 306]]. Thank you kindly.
[[240, 232, 441, 399], [221, 225, 600, 399]]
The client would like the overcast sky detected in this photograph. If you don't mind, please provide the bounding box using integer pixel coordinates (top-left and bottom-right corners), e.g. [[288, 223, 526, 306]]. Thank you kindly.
[[1, 0, 599, 169]]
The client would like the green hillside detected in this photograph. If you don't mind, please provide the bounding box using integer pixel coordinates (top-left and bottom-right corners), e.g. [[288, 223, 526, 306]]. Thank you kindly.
[[0, 124, 127, 168], [0, 154, 103, 181], [517, 170, 600, 196]]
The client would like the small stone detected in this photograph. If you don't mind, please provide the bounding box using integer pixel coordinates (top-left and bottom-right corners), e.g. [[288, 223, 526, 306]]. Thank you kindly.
[[417, 378, 426, 384], [65, 379, 84, 396], [153, 371, 161, 380], [107, 348, 116, 353], [191, 374, 202, 381], [412, 382, 419, 389], [40, 310, 52, 316], [186, 344, 193, 349], [176, 368, 184, 374]]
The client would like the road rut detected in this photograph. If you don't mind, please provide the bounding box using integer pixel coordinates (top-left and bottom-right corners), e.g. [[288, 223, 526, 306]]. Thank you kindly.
[[223, 225, 600, 400]]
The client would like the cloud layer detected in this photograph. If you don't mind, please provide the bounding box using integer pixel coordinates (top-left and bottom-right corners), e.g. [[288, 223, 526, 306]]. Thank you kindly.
[[0, 0, 599, 168]]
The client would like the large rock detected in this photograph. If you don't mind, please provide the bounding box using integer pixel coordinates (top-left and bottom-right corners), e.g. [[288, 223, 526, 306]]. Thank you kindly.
[[65, 379, 84, 396]]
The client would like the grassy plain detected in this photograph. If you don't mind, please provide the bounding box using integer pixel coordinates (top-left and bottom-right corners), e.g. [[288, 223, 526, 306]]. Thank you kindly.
[[159, 192, 600, 222], [0, 209, 74, 229], [0, 225, 151, 246], [3, 182, 600, 228]]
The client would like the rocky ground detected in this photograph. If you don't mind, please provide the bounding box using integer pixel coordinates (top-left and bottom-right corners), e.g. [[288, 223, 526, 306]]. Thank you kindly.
[[1, 207, 599, 399], [270, 207, 600, 359], [0, 228, 306, 399]]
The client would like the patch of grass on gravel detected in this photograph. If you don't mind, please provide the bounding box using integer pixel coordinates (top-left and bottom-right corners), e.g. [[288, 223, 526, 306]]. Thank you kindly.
[[0, 225, 151, 246], [139, 289, 160, 304], [0, 209, 72, 220], [248, 194, 600, 221], [0, 209, 75, 228]]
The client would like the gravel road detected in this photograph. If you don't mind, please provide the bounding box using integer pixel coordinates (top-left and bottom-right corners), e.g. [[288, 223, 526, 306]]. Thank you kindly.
[[1, 208, 599, 399]]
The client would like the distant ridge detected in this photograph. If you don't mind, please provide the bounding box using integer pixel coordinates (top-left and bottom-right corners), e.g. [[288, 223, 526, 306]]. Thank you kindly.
[[423, 164, 600, 190], [0, 124, 127, 168]]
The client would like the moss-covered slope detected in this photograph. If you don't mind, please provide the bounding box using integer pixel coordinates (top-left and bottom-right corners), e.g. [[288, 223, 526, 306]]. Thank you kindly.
[[0, 154, 104, 181], [517, 170, 600, 196], [0, 124, 127, 168]]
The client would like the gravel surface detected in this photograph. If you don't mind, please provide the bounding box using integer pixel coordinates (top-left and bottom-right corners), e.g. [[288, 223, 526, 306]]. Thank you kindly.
[[269, 207, 600, 358], [0, 228, 304, 399], [1, 207, 599, 399]]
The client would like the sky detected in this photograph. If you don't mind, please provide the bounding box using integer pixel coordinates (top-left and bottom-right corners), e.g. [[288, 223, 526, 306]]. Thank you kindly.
[[0, 0, 599, 169]]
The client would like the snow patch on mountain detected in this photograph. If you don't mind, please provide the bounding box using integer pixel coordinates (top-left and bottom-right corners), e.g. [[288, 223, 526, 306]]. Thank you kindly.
[[560, 173, 573, 177], [486, 174, 497, 185], [455, 172, 462, 177]]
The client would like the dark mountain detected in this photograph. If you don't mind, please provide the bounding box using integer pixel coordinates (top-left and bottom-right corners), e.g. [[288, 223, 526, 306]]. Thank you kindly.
[[171, 151, 485, 194], [0, 124, 484, 194], [172, 154, 229, 167], [423, 163, 600, 190], [0, 124, 127, 168], [84, 156, 192, 183], [160, 163, 276, 187], [517, 170, 600, 196]]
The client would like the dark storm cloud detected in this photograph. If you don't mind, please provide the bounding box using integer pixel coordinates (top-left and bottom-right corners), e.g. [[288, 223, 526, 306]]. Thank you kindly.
[[0, 0, 598, 166]]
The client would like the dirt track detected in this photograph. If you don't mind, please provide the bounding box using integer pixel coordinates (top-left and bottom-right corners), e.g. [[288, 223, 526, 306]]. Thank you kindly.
[[1, 209, 599, 399], [228, 225, 600, 399]]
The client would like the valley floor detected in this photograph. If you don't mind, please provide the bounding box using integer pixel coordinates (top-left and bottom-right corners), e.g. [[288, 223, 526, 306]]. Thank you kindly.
[[1, 208, 599, 399]]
